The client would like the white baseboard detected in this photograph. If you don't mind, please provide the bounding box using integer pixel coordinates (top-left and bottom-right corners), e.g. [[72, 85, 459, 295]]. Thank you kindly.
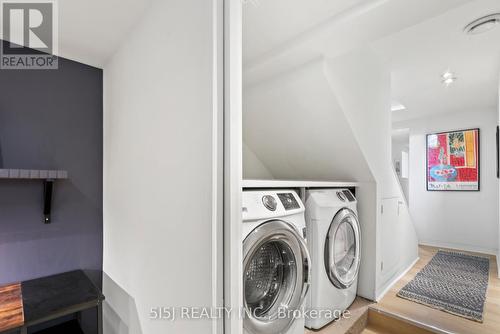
[[419, 240, 498, 256], [375, 257, 419, 302], [497, 253, 500, 279]]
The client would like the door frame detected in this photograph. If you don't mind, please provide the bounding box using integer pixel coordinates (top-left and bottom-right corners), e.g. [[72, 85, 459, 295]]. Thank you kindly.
[[223, 0, 243, 333]]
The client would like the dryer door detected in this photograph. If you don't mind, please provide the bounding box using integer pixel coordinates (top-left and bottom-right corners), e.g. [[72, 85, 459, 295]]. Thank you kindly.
[[325, 208, 361, 289], [243, 220, 310, 334]]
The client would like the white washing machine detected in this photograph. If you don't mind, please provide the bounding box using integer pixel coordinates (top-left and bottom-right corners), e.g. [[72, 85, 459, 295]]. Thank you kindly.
[[242, 190, 311, 334], [305, 189, 361, 330]]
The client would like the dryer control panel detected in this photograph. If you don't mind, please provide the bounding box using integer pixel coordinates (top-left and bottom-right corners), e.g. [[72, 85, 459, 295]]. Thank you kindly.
[[342, 189, 356, 202], [336, 189, 356, 202]]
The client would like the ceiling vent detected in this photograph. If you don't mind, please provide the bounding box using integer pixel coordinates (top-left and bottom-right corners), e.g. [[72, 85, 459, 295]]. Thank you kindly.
[[464, 14, 500, 35]]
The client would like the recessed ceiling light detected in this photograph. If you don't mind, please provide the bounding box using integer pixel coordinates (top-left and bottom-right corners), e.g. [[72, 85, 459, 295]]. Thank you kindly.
[[465, 14, 500, 35], [391, 102, 406, 112], [441, 71, 457, 87]]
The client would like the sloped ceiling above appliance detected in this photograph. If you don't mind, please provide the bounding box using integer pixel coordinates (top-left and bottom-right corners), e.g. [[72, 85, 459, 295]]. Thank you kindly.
[[243, 143, 274, 180], [243, 59, 374, 182]]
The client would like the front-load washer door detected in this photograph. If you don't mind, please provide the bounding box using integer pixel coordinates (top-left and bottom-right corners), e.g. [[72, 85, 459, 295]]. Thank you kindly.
[[324, 208, 361, 289], [243, 220, 310, 334]]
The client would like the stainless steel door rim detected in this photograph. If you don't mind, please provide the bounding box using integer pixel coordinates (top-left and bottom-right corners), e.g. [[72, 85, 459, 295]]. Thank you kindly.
[[243, 220, 311, 334], [324, 208, 361, 289]]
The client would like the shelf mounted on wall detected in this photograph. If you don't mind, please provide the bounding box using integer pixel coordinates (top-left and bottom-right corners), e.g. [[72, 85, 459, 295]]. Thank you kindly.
[[0, 169, 68, 224]]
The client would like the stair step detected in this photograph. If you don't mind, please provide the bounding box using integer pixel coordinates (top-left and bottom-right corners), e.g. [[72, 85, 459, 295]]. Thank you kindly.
[[360, 308, 437, 334], [360, 328, 385, 334]]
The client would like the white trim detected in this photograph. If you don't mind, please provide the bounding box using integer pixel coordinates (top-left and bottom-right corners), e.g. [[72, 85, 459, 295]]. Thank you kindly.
[[242, 179, 359, 188], [376, 257, 419, 302], [370, 308, 455, 334], [212, 0, 224, 333], [497, 254, 500, 279], [419, 240, 498, 256], [224, 0, 243, 333]]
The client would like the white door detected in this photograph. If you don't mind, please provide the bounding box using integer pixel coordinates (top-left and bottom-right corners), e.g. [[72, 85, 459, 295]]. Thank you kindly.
[[380, 198, 402, 284]]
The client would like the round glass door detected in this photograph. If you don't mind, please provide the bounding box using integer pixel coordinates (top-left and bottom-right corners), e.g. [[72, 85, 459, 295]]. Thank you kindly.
[[325, 209, 360, 289], [243, 220, 310, 334], [334, 220, 356, 279], [245, 240, 296, 318]]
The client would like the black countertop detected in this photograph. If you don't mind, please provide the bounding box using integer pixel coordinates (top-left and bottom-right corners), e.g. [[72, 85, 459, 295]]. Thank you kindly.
[[21, 270, 104, 326]]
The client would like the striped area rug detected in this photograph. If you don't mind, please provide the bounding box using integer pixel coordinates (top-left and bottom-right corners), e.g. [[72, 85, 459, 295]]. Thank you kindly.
[[397, 250, 489, 322]]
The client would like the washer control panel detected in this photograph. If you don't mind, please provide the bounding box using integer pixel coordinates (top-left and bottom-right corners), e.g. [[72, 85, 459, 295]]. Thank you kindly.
[[278, 193, 301, 210], [242, 190, 304, 221]]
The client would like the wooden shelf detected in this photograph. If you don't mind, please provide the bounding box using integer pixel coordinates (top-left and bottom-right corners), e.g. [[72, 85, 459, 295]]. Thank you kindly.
[[0, 169, 68, 180]]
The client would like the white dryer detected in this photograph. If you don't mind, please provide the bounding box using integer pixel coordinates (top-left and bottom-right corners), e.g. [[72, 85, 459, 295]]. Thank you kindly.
[[242, 190, 311, 334], [305, 189, 361, 330]]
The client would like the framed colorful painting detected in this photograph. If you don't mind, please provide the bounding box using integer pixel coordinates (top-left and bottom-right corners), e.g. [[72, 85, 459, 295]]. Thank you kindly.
[[426, 128, 480, 191]]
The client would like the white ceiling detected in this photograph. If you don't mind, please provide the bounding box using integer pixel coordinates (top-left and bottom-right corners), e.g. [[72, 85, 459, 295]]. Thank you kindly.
[[243, 0, 472, 86], [373, 0, 500, 122], [243, 0, 367, 63], [1, 0, 152, 68]]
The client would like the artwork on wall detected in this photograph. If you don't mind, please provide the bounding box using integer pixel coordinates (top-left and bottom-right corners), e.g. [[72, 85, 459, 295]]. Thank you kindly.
[[426, 128, 479, 191]]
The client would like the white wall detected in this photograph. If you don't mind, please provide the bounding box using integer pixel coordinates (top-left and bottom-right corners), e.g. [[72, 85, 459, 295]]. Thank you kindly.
[[325, 51, 399, 199], [325, 48, 418, 299], [103, 0, 222, 333], [392, 136, 410, 202], [242, 143, 274, 179], [396, 109, 499, 255], [243, 60, 374, 183]]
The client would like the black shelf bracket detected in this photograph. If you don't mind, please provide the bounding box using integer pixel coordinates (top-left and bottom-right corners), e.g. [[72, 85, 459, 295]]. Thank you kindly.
[[43, 179, 54, 224], [1, 169, 68, 224]]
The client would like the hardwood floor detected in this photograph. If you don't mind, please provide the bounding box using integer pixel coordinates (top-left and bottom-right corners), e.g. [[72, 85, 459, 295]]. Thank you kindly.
[[0, 282, 24, 332], [372, 245, 500, 334]]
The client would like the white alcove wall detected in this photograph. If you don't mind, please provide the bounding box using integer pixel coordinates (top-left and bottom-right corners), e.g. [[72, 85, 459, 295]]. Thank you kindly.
[[243, 48, 418, 300], [243, 143, 274, 179], [324, 48, 418, 298], [244, 60, 374, 182], [243, 59, 378, 299]]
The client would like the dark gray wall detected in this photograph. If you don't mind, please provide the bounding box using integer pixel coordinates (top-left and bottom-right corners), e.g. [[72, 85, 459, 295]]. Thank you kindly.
[[0, 52, 103, 286]]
